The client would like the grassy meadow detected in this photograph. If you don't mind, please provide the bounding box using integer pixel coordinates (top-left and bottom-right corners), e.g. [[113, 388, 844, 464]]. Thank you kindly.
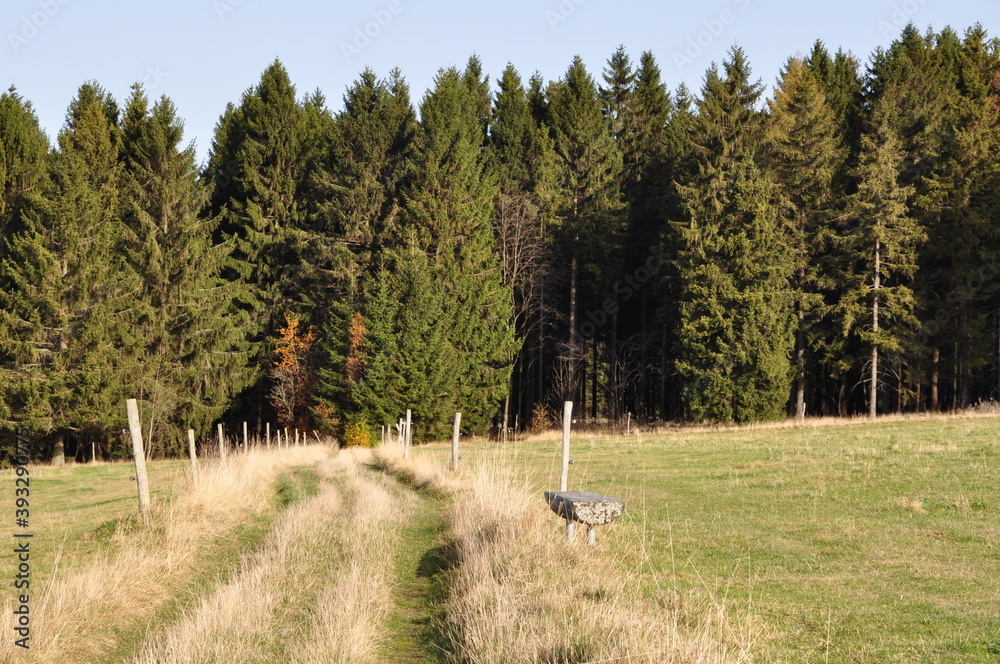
[[418, 414, 1000, 663], [2, 414, 997, 662]]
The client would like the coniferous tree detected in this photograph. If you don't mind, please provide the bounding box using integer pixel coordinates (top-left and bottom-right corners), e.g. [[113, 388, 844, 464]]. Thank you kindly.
[[0, 89, 50, 428], [614, 51, 675, 420], [840, 98, 923, 418], [487, 63, 556, 427], [462, 55, 492, 145], [0, 88, 49, 243], [547, 56, 624, 403], [120, 85, 255, 454], [313, 68, 416, 436], [0, 83, 132, 460], [338, 68, 517, 437], [766, 57, 847, 420], [908, 26, 1000, 409], [205, 60, 310, 343], [673, 48, 797, 422]]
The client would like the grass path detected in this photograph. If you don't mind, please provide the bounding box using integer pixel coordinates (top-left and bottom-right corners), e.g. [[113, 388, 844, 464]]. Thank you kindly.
[[378, 481, 452, 663]]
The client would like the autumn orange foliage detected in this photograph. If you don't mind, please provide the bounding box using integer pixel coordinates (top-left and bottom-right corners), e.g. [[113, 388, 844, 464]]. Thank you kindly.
[[269, 313, 317, 429], [345, 311, 367, 384]]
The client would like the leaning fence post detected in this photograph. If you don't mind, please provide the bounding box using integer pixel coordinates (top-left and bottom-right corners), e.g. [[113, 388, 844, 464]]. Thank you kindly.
[[451, 412, 462, 472], [126, 399, 151, 514], [187, 429, 199, 482], [561, 400, 573, 540], [217, 423, 226, 462]]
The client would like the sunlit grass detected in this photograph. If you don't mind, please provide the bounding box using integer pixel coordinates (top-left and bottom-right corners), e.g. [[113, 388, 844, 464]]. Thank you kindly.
[[410, 414, 1000, 663]]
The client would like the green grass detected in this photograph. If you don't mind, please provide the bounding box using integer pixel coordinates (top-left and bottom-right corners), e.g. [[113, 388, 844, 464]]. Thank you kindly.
[[14, 459, 190, 580], [373, 460, 453, 663], [414, 415, 1000, 663]]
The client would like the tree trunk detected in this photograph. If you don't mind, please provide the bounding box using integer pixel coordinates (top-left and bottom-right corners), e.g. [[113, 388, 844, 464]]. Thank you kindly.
[[610, 302, 618, 421], [869, 239, 880, 420], [591, 336, 598, 420], [931, 347, 940, 411], [52, 431, 65, 466], [538, 266, 546, 408], [502, 393, 510, 443], [896, 360, 904, 414], [659, 327, 667, 420], [569, 254, 578, 404], [795, 305, 806, 423], [639, 289, 648, 419]]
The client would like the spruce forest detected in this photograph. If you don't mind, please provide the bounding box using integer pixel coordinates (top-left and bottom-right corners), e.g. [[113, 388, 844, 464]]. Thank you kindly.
[[2, 23, 1000, 460]]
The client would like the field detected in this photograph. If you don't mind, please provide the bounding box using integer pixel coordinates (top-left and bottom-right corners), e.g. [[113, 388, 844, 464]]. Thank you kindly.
[[2, 414, 998, 662]]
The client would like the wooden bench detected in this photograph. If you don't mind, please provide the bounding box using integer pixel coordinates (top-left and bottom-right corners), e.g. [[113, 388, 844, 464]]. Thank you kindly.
[[544, 490, 624, 546]]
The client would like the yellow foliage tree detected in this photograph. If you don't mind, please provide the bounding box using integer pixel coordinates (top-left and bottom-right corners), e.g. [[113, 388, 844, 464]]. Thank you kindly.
[[269, 314, 317, 429]]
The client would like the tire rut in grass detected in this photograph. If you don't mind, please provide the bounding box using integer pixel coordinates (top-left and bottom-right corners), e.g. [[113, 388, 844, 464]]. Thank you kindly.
[[376, 470, 455, 664], [104, 465, 323, 663]]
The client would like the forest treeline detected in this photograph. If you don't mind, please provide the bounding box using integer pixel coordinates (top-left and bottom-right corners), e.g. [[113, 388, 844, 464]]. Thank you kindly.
[[2, 23, 999, 459]]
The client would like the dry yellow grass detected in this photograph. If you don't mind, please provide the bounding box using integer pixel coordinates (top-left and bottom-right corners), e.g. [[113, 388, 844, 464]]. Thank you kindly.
[[132, 448, 407, 664], [377, 445, 761, 664], [0, 445, 329, 664]]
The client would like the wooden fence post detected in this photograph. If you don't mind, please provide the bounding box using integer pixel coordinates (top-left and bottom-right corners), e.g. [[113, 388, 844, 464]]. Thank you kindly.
[[404, 409, 412, 458], [217, 423, 226, 462], [451, 412, 461, 472], [266, 422, 271, 450], [187, 429, 198, 482], [561, 401, 573, 540], [243, 421, 248, 453], [284, 427, 289, 450], [626, 412, 631, 436], [126, 399, 151, 513]]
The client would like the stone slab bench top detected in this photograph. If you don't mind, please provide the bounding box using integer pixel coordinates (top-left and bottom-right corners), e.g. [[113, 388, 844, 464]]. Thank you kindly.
[[544, 491, 625, 526]]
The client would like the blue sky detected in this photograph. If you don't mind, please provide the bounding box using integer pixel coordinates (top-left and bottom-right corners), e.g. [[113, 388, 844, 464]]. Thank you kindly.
[[3, 0, 998, 164]]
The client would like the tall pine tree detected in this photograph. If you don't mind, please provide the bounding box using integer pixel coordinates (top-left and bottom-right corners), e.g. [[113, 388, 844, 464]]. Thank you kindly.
[[673, 48, 797, 422], [120, 85, 255, 454]]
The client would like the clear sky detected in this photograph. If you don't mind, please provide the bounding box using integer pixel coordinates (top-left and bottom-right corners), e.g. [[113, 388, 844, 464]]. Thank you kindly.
[[3, 0, 998, 164]]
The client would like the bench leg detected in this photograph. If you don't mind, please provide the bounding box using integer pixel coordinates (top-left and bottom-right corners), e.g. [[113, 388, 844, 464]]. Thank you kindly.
[[587, 525, 595, 547], [566, 518, 574, 542]]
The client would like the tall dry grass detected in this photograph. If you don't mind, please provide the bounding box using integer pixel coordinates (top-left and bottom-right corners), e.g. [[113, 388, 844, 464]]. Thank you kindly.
[[377, 445, 760, 664], [0, 445, 329, 664], [132, 448, 406, 664]]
